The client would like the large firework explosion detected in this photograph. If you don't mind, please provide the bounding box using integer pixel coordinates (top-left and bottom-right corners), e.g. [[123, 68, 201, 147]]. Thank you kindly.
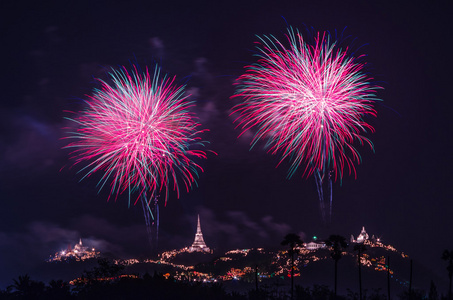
[[65, 65, 207, 205], [233, 27, 381, 223], [233, 27, 381, 181]]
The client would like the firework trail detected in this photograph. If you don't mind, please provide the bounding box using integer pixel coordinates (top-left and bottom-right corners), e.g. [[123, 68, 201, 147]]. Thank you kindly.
[[65, 65, 208, 242], [141, 194, 153, 246], [141, 194, 159, 254], [314, 170, 333, 223], [233, 27, 381, 223]]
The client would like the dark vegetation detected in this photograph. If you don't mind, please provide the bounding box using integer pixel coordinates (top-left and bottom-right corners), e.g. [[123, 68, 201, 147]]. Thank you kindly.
[[0, 272, 447, 300], [281, 233, 304, 300], [326, 235, 349, 297], [1, 246, 451, 300]]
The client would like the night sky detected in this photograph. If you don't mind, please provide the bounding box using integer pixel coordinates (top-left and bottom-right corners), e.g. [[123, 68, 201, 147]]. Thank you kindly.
[[1, 0, 452, 289]]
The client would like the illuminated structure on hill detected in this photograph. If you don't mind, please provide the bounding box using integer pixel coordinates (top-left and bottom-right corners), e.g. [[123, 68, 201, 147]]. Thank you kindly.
[[304, 236, 326, 251], [189, 215, 210, 252], [48, 238, 99, 262], [350, 226, 381, 244], [119, 226, 407, 285], [351, 226, 369, 243]]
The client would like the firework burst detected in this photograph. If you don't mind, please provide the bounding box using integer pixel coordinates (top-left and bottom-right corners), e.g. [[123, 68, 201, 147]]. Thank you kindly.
[[233, 27, 381, 181], [65, 65, 207, 205]]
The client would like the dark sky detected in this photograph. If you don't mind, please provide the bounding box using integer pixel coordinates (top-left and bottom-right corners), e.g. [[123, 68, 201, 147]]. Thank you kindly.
[[1, 0, 452, 289]]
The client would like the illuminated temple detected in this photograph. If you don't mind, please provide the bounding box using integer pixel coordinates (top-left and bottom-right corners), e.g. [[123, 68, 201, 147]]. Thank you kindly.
[[48, 238, 99, 262], [350, 226, 380, 244], [188, 215, 210, 252], [351, 226, 369, 243]]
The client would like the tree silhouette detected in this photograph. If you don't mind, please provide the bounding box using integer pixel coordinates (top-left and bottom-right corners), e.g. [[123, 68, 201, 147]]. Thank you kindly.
[[11, 274, 32, 296], [10, 274, 45, 299], [325, 234, 348, 297], [46, 279, 72, 299], [82, 258, 125, 282], [442, 249, 453, 300], [353, 243, 367, 300], [281, 233, 303, 300], [428, 280, 439, 300]]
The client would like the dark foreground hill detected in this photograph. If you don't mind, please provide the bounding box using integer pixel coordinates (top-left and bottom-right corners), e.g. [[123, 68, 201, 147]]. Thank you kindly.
[[9, 242, 449, 299]]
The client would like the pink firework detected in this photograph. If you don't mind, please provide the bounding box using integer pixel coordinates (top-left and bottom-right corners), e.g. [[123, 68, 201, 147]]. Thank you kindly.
[[65, 65, 207, 204], [233, 28, 381, 181]]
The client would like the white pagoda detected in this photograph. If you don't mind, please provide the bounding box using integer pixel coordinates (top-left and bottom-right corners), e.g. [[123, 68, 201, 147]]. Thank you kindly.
[[351, 226, 370, 243], [188, 215, 210, 252], [48, 238, 99, 262]]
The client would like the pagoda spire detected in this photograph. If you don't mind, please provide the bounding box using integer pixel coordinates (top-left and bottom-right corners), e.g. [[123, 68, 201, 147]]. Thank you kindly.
[[189, 214, 210, 252], [196, 215, 202, 235]]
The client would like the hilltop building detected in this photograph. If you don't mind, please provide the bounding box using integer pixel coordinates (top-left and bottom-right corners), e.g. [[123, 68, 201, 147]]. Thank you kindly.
[[48, 238, 99, 262], [188, 215, 210, 252], [303, 236, 326, 251], [74, 238, 88, 253], [350, 226, 381, 244], [351, 226, 369, 243]]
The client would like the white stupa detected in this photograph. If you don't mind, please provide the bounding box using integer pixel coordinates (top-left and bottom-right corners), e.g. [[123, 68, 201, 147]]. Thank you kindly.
[[351, 226, 369, 243], [188, 215, 210, 252]]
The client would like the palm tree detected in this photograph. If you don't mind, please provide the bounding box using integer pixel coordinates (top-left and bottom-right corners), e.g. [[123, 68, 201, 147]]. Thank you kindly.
[[11, 274, 32, 297], [281, 233, 303, 300], [442, 249, 453, 300], [326, 235, 348, 297], [354, 243, 367, 300], [12, 274, 31, 290], [10, 274, 45, 298]]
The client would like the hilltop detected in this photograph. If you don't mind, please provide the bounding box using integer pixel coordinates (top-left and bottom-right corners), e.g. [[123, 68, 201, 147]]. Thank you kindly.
[[34, 226, 449, 297]]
